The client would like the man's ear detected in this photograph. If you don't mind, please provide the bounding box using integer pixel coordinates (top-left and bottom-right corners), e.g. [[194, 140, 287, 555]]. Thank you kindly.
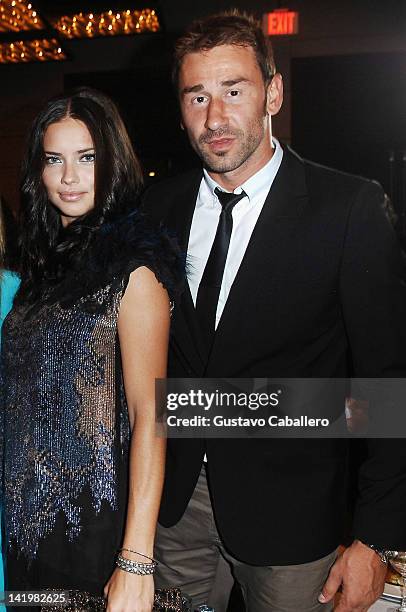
[[266, 73, 283, 116]]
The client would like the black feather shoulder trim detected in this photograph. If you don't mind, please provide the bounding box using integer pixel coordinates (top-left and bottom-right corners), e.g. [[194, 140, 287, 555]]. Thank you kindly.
[[48, 210, 185, 307]]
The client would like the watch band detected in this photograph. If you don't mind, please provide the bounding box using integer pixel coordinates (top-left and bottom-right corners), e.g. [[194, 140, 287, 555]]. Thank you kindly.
[[366, 543, 396, 564]]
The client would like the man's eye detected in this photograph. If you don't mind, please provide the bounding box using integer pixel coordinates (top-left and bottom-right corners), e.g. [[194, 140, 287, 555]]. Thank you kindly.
[[228, 90, 240, 97], [80, 153, 96, 163], [192, 96, 207, 105], [45, 156, 61, 165]]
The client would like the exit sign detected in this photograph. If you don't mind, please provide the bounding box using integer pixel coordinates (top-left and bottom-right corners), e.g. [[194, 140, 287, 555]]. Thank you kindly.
[[263, 9, 299, 36]]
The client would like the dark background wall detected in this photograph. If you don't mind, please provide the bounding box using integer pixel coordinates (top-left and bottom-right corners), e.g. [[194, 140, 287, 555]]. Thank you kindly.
[[292, 51, 406, 225], [1, 0, 406, 219]]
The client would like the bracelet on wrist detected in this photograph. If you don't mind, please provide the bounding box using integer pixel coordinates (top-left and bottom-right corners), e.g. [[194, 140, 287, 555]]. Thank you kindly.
[[118, 547, 157, 564], [116, 553, 157, 575]]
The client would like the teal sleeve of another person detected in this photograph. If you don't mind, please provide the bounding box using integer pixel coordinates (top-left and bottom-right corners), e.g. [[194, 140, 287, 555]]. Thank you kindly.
[[0, 270, 20, 611], [0, 271, 20, 333]]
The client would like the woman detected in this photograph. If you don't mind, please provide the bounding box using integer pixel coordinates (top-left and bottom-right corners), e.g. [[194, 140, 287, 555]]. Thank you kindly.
[[1, 89, 181, 611], [0, 198, 20, 612]]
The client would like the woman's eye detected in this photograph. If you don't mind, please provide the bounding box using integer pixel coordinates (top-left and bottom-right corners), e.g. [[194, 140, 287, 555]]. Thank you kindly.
[[45, 156, 61, 165], [80, 153, 96, 163]]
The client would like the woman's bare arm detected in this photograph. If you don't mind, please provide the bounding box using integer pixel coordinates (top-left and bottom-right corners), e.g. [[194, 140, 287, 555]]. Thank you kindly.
[[105, 266, 170, 612]]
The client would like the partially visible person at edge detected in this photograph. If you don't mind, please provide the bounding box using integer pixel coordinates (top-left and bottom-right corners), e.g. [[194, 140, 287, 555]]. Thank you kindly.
[[0, 199, 19, 333], [1, 88, 182, 612], [142, 10, 406, 612], [0, 197, 20, 612]]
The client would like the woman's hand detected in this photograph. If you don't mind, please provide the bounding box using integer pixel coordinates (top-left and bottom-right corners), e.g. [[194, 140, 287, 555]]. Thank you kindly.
[[104, 568, 154, 612]]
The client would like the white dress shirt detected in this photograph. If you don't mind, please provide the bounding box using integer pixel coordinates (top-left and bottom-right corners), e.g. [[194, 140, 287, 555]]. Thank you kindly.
[[187, 138, 283, 328]]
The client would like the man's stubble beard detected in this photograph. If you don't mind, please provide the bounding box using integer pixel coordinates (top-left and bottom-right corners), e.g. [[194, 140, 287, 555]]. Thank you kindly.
[[194, 116, 267, 174]]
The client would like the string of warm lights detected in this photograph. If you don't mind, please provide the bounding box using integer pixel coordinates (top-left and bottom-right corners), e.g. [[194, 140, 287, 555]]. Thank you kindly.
[[52, 8, 160, 39], [0, 3, 160, 64], [0, 38, 66, 63], [0, 0, 44, 32]]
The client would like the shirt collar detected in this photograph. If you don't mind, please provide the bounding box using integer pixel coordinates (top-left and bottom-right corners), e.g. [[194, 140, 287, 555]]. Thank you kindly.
[[202, 138, 283, 204]]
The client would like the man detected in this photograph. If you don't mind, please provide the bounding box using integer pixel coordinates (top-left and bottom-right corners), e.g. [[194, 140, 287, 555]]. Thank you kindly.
[[143, 10, 406, 611]]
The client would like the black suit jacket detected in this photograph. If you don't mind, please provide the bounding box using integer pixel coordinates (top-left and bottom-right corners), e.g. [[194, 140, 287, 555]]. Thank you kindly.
[[143, 147, 406, 565]]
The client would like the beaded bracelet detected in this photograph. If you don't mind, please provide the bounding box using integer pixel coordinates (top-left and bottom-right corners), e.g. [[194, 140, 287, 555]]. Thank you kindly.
[[116, 554, 157, 575]]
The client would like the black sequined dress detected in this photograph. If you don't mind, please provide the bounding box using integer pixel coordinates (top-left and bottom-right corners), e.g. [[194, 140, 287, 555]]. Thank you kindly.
[[1, 212, 182, 600]]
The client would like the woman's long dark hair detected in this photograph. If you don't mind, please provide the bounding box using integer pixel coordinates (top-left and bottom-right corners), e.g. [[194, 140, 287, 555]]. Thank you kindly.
[[18, 87, 143, 302]]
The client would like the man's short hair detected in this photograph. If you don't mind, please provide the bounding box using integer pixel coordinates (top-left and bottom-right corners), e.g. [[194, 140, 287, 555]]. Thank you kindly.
[[173, 9, 276, 90]]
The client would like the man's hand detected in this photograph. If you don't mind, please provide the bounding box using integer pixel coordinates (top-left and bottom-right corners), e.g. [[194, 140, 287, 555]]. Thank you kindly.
[[318, 540, 387, 611]]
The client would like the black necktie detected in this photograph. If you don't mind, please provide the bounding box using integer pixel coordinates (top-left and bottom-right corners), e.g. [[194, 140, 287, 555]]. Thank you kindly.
[[196, 187, 247, 353]]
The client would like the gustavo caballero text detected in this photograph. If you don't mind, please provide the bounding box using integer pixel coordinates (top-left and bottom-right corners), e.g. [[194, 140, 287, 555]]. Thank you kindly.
[[166, 415, 330, 428]]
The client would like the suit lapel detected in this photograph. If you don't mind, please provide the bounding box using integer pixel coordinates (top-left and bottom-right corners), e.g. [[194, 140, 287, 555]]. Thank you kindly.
[[169, 169, 202, 252], [207, 147, 309, 370], [168, 170, 208, 371]]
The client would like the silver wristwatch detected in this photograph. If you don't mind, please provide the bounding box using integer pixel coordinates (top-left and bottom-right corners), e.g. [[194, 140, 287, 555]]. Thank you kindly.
[[367, 544, 396, 564]]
